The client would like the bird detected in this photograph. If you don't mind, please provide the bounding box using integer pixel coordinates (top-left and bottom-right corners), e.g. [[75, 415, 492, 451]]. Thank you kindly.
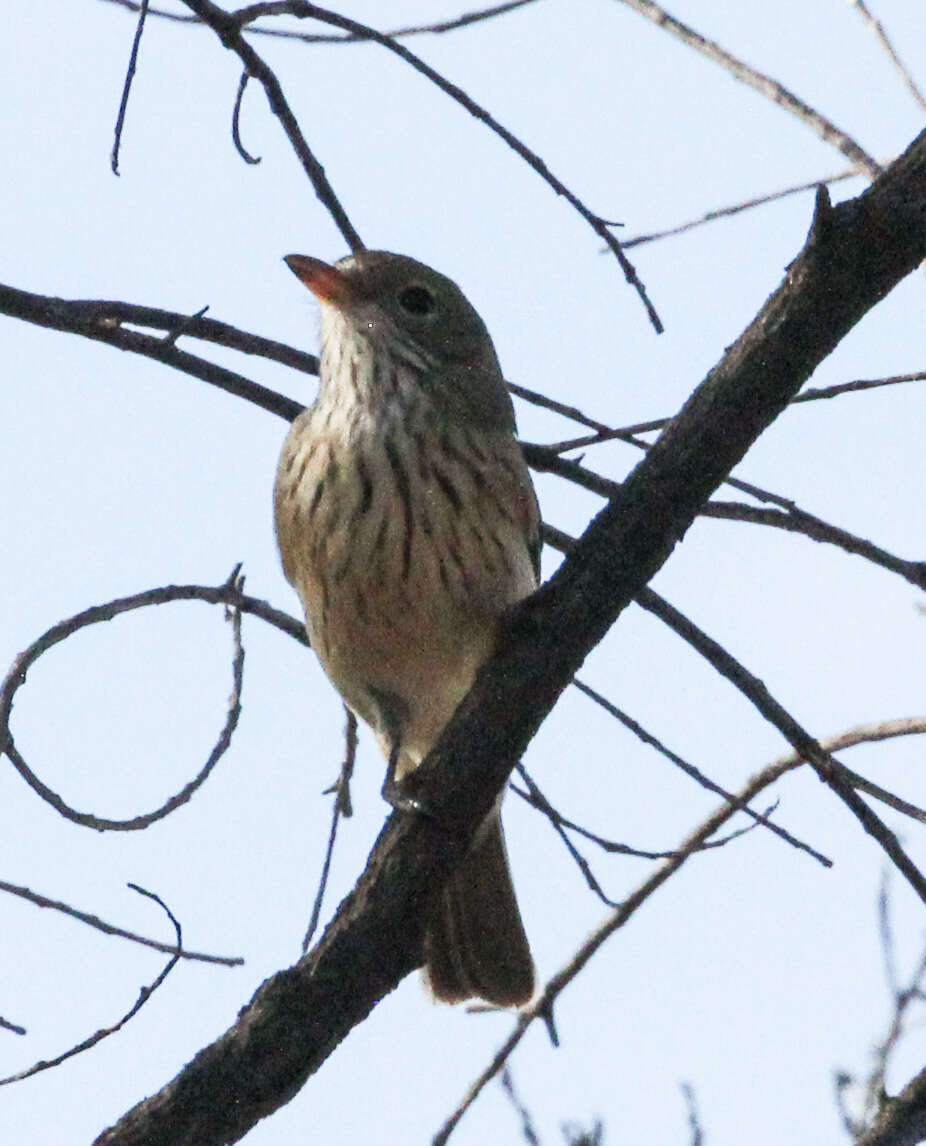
[[274, 249, 540, 1006]]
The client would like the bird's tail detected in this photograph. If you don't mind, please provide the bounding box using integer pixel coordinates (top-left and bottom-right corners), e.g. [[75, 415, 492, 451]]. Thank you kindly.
[[424, 810, 534, 1006]]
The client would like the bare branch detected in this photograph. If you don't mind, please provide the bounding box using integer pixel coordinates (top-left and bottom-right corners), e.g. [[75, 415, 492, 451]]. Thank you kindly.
[[433, 754, 801, 1143], [0, 283, 306, 421], [0, 884, 182, 1086], [533, 449, 926, 596], [179, 0, 364, 250], [681, 1082, 704, 1146], [111, 0, 149, 173], [511, 768, 778, 860], [219, 0, 663, 330], [537, 371, 926, 447], [573, 676, 831, 865], [231, 69, 261, 163], [511, 765, 620, 906], [301, 708, 358, 952], [0, 879, 243, 966], [1, 571, 248, 831], [614, 0, 881, 177], [855, 1067, 926, 1146], [638, 590, 926, 906], [706, 501, 926, 594], [850, 0, 926, 113], [101, 0, 541, 43], [499, 1067, 542, 1146], [846, 879, 926, 1145], [93, 132, 926, 1146], [436, 717, 926, 1141], [621, 166, 865, 248], [793, 371, 926, 405], [511, 763, 677, 861]]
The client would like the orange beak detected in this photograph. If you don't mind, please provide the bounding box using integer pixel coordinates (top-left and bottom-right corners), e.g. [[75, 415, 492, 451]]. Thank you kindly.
[[284, 255, 355, 307]]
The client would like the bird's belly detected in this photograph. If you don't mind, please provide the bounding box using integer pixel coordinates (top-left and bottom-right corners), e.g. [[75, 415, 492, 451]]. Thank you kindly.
[[275, 414, 537, 768], [300, 509, 499, 765]]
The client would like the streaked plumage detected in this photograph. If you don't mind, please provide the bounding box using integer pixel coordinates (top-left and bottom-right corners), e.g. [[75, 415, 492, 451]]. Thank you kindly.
[[275, 250, 539, 1005]]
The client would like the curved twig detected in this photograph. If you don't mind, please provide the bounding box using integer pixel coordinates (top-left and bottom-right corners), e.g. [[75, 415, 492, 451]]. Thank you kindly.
[[213, 0, 663, 331], [231, 69, 261, 163], [179, 0, 364, 250], [0, 573, 252, 830], [0, 884, 184, 1086], [511, 765, 619, 906], [0, 878, 242, 965]]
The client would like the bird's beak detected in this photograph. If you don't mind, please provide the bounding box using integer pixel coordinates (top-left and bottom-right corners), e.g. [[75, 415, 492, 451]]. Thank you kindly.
[[284, 255, 355, 307]]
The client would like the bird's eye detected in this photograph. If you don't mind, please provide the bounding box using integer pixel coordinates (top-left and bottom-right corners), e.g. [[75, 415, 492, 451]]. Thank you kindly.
[[398, 285, 436, 317]]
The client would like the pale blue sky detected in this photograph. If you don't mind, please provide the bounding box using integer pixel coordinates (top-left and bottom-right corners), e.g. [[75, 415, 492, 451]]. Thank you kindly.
[[2, 2, 925, 1143]]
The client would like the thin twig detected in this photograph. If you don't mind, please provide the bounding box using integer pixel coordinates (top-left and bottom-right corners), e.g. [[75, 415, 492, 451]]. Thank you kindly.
[[707, 501, 926, 593], [511, 774, 776, 858], [511, 767, 675, 860], [0, 282, 307, 422], [302, 708, 358, 951], [224, 0, 663, 331], [180, 0, 364, 250], [0, 288, 318, 375], [111, 0, 149, 173], [0, 879, 242, 965], [621, 166, 864, 248], [850, 0, 926, 112], [838, 874, 926, 1138], [538, 371, 926, 449], [101, 0, 540, 43], [681, 1082, 704, 1146], [231, 69, 261, 163], [573, 677, 831, 866], [512, 765, 619, 905], [793, 371, 926, 404], [499, 1067, 542, 1146], [432, 755, 799, 1144], [639, 591, 926, 909], [614, 0, 881, 177], [434, 717, 926, 1142], [530, 449, 926, 595], [0, 884, 183, 1086]]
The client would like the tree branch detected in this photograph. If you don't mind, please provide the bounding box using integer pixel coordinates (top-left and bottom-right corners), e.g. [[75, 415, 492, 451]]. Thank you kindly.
[[94, 129, 926, 1146], [614, 0, 882, 177]]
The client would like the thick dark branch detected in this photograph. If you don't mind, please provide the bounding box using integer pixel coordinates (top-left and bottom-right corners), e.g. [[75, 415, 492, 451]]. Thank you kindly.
[[856, 1067, 926, 1146], [94, 131, 926, 1146]]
